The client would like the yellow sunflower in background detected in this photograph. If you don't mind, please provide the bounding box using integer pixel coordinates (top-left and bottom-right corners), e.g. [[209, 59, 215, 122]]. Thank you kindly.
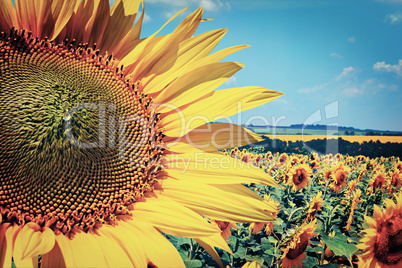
[[330, 163, 349, 193], [279, 153, 289, 165], [287, 163, 313, 191], [345, 189, 361, 231], [369, 173, 388, 193], [306, 191, 324, 222], [357, 192, 402, 267], [0, 0, 283, 266], [280, 219, 318, 268]]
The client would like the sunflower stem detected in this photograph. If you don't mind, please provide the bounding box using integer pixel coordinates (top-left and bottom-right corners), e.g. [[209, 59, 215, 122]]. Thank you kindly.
[[322, 178, 331, 200], [320, 244, 326, 265], [286, 207, 304, 228], [348, 256, 354, 268]]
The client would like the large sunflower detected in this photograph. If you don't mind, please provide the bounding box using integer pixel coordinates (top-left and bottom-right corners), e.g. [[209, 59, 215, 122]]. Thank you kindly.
[[357, 192, 402, 267], [0, 0, 283, 267]]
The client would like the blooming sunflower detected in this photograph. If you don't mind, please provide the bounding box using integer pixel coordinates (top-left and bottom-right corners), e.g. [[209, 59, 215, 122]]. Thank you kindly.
[[357, 192, 402, 267], [345, 189, 361, 231], [330, 163, 349, 193], [278, 153, 289, 166], [0, 0, 283, 267], [287, 164, 312, 191], [280, 219, 318, 268], [369, 173, 388, 193], [306, 191, 324, 222]]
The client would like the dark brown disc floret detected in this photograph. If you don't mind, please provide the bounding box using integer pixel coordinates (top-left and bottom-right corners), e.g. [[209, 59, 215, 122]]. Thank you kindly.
[[0, 29, 164, 234]]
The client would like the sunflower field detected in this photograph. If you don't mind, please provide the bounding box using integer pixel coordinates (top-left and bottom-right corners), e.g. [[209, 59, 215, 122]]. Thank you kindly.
[[168, 148, 402, 267]]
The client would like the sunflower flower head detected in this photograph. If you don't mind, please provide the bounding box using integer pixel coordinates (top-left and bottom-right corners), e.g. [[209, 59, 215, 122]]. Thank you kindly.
[[279, 219, 319, 268], [369, 173, 388, 193], [306, 191, 324, 222], [330, 163, 350, 193], [0, 0, 283, 266], [357, 192, 402, 267], [345, 189, 362, 231], [287, 163, 313, 192]]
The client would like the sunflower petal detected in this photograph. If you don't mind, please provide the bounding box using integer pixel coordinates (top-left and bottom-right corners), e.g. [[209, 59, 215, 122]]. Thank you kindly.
[[0, 0, 18, 32], [158, 180, 276, 222], [41, 240, 67, 268], [13, 223, 55, 264], [163, 150, 278, 186], [154, 62, 244, 107], [125, 220, 185, 267], [98, 222, 149, 267], [177, 123, 262, 152], [130, 197, 220, 237], [194, 238, 224, 268], [161, 87, 283, 136], [100, 0, 142, 55], [142, 28, 229, 93]]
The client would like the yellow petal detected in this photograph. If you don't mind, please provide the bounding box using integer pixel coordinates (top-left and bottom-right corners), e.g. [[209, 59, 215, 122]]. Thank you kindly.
[[155, 62, 244, 109], [93, 227, 134, 267], [50, 0, 79, 39], [163, 150, 278, 186], [177, 123, 262, 152], [158, 180, 276, 222], [41, 240, 67, 268], [100, 0, 142, 55], [194, 238, 224, 268], [83, 0, 110, 46], [59, 231, 109, 267], [0, 0, 18, 32], [130, 197, 220, 237], [0, 223, 14, 268], [142, 28, 229, 93], [13, 223, 55, 264], [124, 220, 185, 267], [373, 204, 384, 220], [119, 7, 189, 75], [98, 222, 149, 267], [161, 87, 283, 136]]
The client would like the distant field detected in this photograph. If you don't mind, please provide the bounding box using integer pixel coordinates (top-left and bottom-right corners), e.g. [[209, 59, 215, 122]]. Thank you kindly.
[[249, 126, 400, 136], [263, 134, 402, 144]]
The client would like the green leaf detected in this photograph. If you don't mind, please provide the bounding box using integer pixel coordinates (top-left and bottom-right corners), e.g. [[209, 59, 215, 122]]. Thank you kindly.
[[268, 236, 278, 244], [246, 256, 265, 265], [183, 259, 203, 268], [234, 247, 247, 259], [303, 256, 319, 267], [321, 232, 358, 259], [177, 237, 192, 246], [316, 264, 342, 268]]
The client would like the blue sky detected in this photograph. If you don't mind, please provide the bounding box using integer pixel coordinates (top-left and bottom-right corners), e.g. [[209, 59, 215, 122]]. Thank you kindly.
[[122, 0, 402, 131]]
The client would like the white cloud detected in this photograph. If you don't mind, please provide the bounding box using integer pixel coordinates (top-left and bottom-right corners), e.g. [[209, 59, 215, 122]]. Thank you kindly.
[[343, 87, 363, 96], [143, 13, 151, 23], [347, 37, 356, 43], [384, 12, 402, 24], [373, 59, 402, 76], [147, 0, 230, 11], [336, 67, 355, 80], [375, 0, 402, 3], [147, 0, 189, 5], [329, 52, 343, 59], [224, 76, 237, 85], [298, 67, 355, 94]]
